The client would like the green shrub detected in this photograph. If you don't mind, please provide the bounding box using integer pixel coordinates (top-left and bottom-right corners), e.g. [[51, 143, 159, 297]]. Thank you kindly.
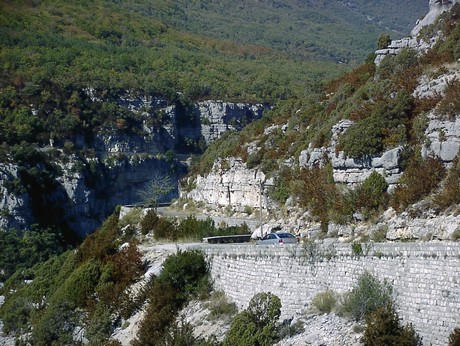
[[158, 250, 211, 301], [269, 168, 293, 204], [339, 115, 385, 159], [351, 242, 363, 256], [311, 290, 337, 313], [0, 226, 66, 282], [434, 155, 460, 210], [449, 328, 460, 346], [362, 303, 422, 346], [152, 217, 177, 240], [371, 226, 388, 242], [57, 258, 101, 308], [339, 271, 393, 321], [391, 155, 446, 211], [339, 91, 413, 159], [163, 318, 221, 346], [177, 215, 216, 240], [377, 33, 391, 49], [206, 291, 238, 320], [134, 250, 211, 346], [354, 171, 389, 218], [31, 299, 80, 346], [86, 303, 113, 345], [452, 228, 460, 241], [277, 320, 304, 340], [140, 209, 159, 235], [223, 292, 281, 346]]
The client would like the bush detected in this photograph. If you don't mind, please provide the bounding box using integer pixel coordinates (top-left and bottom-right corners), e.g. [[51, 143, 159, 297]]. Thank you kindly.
[[377, 33, 391, 49], [434, 155, 460, 210], [206, 291, 238, 320], [31, 299, 80, 346], [351, 242, 363, 256], [435, 81, 460, 120], [152, 217, 177, 240], [291, 165, 337, 232], [354, 171, 388, 218], [339, 271, 393, 321], [391, 155, 446, 211], [157, 250, 211, 301], [363, 303, 422, 346], [134, 250, 211, 346], [311, 290, 337, 313], [223, 292, 281, 346], [449, 328, 460, 346], [140, 209, 159, 235], [177, 215, 216, 240], [0, 226, 66, 282]]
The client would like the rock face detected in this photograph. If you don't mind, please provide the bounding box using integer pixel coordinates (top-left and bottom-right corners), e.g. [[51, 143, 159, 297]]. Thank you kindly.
[[197, 101, 265, 144], [0, 164, 34, 231], [115, 94, 266, 151], [0, 96, 266, 237], [298, 120, 404, 189], [181, 158, 266, 211], [374, 0, 460, 65]]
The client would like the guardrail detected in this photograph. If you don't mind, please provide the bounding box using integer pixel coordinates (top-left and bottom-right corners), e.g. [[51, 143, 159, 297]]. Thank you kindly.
[[202, 234, 252, 244]]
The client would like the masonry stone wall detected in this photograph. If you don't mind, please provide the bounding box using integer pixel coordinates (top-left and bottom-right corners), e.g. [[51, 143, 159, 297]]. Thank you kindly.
[[200, 242, 460, 346]]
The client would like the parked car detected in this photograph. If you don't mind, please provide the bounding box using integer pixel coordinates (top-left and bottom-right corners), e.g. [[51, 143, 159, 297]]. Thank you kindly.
[[256, 232, 299, 245]]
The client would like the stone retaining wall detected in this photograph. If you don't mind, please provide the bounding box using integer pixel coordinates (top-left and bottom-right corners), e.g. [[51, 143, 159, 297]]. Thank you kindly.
[[200, 242, 460, 346]]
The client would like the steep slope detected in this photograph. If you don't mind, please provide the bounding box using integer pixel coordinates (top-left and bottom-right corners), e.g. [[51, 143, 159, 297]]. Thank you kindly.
[[0, 0, 346, 239], [182, 2, 460, 241]]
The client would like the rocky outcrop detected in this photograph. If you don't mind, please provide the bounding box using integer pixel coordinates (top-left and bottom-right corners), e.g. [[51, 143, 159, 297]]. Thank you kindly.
[[0, 164, 34, 231], [0, 93, 265, 236], [299, 120, 404, 188], [412, 0, 460, 36], [57, 156, 180, 237], [181, 158, 266, 212], [197, 101, 265, 144], [0, 154, 180, 237], [115, 93, 266, 151], [374, 0, 460, 65]]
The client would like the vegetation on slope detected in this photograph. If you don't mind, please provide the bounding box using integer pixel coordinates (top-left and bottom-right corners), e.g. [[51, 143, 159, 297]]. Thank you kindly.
[[191, 4, 460, 227]]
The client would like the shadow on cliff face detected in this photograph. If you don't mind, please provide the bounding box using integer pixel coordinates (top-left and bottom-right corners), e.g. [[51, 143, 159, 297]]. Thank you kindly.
[[18, 162, 81, 245]]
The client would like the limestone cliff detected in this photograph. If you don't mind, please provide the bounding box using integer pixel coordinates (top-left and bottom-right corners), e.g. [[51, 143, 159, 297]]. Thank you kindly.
[[0, 97, 266, 237], [375, 0, 460, 65]]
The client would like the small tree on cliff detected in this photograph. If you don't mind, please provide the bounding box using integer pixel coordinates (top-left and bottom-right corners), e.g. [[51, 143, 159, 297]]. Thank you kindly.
[[137, 173, 174, 211], [377, 33, 391, 49]]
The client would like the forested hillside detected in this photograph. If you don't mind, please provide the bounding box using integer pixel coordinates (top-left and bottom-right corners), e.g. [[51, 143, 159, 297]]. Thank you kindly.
[[128, 0, 427, 64], [4, 1, 460, 345], [0, 0, 434, 283]]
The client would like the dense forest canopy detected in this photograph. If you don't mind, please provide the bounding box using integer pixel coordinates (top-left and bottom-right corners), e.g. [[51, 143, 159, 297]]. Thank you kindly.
[[0, 0, 346, 103], [127, 0, 428, 64]]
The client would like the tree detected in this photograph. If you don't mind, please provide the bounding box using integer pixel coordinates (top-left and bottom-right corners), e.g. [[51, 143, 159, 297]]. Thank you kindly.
[[449, 328, 460, 346], [355, 171, 389, 218], [377, 33, 391, 50], [224, 292, 281, 346], [363, 303, 422, 346], [137, 173, 175, 210], [340, 271, 393, 321]]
